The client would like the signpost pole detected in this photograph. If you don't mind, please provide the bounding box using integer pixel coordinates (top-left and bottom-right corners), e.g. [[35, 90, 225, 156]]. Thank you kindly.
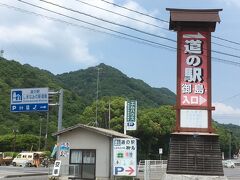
[[124, 101, 127, 135], [57, 89, 63, 132]]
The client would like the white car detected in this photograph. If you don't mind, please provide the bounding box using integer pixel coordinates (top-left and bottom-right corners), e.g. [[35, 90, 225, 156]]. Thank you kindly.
[[12, 152, 44, 167], [12, 152, 34, 167], [223, 160, 235, 168]]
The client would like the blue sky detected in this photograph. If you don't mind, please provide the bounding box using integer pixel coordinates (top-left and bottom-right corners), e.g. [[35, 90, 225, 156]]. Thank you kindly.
[[1, 0, 240, 125]]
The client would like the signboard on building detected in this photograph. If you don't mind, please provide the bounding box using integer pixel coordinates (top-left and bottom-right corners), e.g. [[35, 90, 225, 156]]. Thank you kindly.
[[10, 87, 49, 112], [59, 142, 70, 158], [124, 100, 137, 131], [113, 138, 137, 176]]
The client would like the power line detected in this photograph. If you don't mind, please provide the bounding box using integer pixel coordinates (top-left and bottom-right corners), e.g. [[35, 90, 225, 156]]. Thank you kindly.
[[28, 0, 240, 60], [3, 2, 240, 67], [76, 0, 240, 52], [100, 0, 169, 23], [212, 41, 240, 51], [86, 0, 240, 52], [100, 0, 240, 48], [75, 0, 169, 31], [212, 57, 240, 66], [212, 50, 240, 59], [75, 0, 240, 52], [212, 35, 240, 46], [0, 2, 175, 51], [36, 0, 176, 43], [218, 92, 240, 103]]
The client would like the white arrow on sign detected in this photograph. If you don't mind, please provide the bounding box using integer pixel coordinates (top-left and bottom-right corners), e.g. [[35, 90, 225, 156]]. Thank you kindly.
[[199, 96, 207, 105], [183, 32, 205, 39]]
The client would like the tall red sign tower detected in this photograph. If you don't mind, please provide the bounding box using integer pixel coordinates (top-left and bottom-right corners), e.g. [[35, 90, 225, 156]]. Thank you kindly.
[[166, 9, 224, 176]]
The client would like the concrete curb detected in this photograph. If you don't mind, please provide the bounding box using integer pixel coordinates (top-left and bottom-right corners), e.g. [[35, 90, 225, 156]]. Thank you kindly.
[[3, 173, 48, 178]]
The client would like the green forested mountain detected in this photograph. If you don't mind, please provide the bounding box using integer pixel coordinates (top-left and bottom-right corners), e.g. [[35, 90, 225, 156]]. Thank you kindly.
[[0, 58, 175, 130], [0, 57, 239, 159], [56, 63, 176, 108]]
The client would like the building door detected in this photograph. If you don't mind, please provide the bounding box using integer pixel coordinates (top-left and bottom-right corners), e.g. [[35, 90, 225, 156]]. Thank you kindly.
[[70, 149, 96, 179]]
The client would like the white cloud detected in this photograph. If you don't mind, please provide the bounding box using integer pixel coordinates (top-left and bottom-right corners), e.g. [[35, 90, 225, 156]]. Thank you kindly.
[[213, 102, 240, 125], [71, 42, 98, 66], [213, 102, 240, 116], [219, 0, 240, 7], [0, 25, 52, 47], [0, 0, 163, 70]]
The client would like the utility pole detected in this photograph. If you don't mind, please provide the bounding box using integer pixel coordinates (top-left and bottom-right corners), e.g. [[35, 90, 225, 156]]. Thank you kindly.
[[44, 112, 49, 151], [58, 89, 64, 132], [12, 128, 18, 152], [108, 100, 111, 129], [38, 118, 42, 151], [229, 131, 232, 159], [95, 68, 101, 127]]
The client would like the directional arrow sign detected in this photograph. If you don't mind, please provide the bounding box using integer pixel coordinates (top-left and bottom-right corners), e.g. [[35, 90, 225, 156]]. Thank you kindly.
[[199, 96, 207, 105], [183, 32, 205, 39], [125, 167, 134, 175]]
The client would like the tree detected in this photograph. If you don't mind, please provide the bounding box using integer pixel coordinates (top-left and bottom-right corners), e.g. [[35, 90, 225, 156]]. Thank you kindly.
[[0, 134, 40, 152], [132, 106, 175, 160], [79, 96, 125, 130]]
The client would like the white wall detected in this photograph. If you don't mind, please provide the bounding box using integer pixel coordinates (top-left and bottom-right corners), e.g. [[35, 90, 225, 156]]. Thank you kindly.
[[58, 128, 111, 179]]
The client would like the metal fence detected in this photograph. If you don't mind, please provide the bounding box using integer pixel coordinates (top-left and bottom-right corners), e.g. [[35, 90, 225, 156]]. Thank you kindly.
[[137, 160, 167, 180]]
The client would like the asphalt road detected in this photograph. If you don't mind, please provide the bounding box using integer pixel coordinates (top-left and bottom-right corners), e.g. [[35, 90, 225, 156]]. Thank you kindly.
[[0, 166, 49, 179], [0, 175, 49, 180]]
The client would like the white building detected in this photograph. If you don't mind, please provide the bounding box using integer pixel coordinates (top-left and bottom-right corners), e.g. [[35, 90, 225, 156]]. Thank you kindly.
[[52, 124, 134, 180]]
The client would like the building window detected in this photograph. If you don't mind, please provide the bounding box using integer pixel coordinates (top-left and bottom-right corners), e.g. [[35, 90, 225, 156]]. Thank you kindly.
[[70, 149, 96, 179]]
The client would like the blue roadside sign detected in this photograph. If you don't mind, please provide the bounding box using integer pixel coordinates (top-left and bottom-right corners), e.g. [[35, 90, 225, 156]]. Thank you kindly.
[[10, 88, 49, 112]]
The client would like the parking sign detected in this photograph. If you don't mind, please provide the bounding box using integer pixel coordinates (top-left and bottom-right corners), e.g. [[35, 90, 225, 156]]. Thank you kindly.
[[113, 138, 137, 176], [10, 87, 49, 112]]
